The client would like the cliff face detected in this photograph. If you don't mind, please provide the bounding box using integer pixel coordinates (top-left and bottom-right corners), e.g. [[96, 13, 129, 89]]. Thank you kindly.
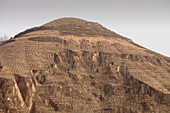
[[0, 18, 170, 113]]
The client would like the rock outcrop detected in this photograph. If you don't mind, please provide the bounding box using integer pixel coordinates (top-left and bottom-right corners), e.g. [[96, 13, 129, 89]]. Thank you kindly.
[[0, 18, 170, 113]]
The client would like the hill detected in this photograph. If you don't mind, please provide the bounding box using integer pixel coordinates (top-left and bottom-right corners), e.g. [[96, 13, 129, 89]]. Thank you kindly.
[[0, 18, 170, 113]]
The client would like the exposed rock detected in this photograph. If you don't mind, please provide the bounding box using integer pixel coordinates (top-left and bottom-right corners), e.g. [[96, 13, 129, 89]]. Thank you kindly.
[[0, 18, 170, 113]]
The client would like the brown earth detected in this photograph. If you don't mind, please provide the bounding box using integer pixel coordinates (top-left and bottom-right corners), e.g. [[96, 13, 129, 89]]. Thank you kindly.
[[0, 18, 170, 113]]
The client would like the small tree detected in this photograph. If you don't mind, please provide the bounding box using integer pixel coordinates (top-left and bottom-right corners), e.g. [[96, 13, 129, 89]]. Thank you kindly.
[[0, 35, 9, 41]]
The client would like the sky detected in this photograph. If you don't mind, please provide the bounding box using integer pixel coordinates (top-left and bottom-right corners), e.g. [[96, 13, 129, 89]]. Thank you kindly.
[[0, 0, 170, 56]]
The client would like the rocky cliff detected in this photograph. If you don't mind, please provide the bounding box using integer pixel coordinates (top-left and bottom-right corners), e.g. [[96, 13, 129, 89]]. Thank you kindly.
[[0, 18, 170, 113]]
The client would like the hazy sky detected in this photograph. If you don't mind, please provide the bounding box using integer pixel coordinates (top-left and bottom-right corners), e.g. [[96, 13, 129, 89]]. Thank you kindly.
[[0, 0, 170, 56]]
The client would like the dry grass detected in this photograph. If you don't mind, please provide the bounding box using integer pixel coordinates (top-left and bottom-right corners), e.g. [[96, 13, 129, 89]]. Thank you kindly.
[[14, 18, 131, 42]]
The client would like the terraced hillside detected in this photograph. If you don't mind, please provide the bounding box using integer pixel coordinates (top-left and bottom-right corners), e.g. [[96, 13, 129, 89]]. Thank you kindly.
[[0, 18, 170, 113]]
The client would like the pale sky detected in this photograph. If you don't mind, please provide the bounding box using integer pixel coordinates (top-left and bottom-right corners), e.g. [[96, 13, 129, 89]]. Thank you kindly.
[[0, 0, 170, 56]]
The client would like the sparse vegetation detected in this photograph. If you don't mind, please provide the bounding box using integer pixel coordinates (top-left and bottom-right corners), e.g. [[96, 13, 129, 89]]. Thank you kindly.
[[0, 39, 15, 46], [28, 36, 64, 43], [14, 26, 55, 38], [14, 18, 131, 42]]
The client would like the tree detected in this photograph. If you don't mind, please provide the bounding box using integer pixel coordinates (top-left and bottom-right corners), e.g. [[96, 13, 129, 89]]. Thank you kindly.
[[0, 35, 9, 41]]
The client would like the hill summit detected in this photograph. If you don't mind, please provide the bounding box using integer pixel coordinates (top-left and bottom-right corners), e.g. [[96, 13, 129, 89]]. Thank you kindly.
[[43, 18, 120, 37], [0, 18, 170, 113], [14, 18, 131, 41]]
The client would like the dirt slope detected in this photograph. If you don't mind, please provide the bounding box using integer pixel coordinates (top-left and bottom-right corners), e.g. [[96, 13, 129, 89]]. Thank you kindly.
[[0, 18, 170, 113]]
